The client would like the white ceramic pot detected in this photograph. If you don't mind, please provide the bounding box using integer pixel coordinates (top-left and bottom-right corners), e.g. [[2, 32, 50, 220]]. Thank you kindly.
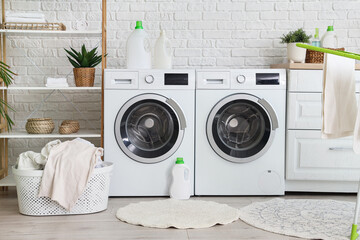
[[287, 42, 307, 63]]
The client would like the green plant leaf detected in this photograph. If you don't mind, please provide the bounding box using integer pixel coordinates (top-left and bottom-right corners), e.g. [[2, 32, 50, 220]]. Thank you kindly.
[[64, 48, 81, 63], [67, 57, 81, 68], [81, 44, 87, 58], [88, 54, 102, 65], [70, 47, 80, 57], [0, 62, 15, 130], [0, 67, 14, 87], [81, 58, 90, 67], [280, 28, 311, 44], [86, 47, 98, 62], [65, 45, 104, 68]]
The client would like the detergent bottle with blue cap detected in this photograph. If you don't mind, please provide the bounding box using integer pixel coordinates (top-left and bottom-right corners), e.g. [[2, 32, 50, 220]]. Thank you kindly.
[[169, 157, 191, 200]]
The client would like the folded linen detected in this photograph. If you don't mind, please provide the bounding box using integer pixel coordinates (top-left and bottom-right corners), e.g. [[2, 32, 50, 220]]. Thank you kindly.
[[46, 78, 68, 87], [6, 11, 46, 23], [321, 53, 357, 139], [5, 17, 46, 23], [38, 139, 103, 210], [6, 11, 45, 19]]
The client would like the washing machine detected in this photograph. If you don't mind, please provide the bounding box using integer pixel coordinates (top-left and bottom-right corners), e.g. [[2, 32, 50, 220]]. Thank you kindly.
[[104, 69, 195, 196], [195, 69, 286, 195]]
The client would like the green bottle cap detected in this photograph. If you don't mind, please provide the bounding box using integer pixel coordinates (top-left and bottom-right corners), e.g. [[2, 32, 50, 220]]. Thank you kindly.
[[314, 28, 319, 38], [135, 21, 143, 29], [327, 26, 334, 31], [175, 157, 184, 164]]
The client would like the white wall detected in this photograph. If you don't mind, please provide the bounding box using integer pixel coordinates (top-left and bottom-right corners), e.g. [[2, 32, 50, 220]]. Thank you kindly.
[[4, 0, 360, 165]]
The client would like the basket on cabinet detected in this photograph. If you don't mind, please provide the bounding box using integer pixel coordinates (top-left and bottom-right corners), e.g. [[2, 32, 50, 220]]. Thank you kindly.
[[305, 48, 345, 63], [1, 22, 66, 31], [12, 162, 113, 216]]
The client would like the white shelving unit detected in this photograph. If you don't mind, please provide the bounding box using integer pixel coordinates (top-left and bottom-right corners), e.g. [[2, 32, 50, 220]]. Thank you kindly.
[[0, 175, 15, 187], [0, 29, 102, 36], [0, 0, 107, 188], [0, 86, 102, 90], [0, 130, 101, 139]]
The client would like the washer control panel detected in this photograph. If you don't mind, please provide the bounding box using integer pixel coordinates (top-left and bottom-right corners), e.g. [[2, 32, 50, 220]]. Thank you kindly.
[[196, 69, 286, 90]]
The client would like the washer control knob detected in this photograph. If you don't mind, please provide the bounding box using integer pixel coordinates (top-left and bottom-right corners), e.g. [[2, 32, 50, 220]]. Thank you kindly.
[[145, 75, 154, 84], [237, 75, 246, 84]]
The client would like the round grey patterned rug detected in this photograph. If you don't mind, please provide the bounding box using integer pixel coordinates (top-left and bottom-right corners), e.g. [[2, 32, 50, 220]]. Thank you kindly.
[[239, 198, 355, 240]]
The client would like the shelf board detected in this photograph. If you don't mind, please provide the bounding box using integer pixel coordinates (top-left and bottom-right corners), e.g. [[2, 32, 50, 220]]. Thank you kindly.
[[0, 29, 102, 36], [0, 86, 101, 90], [0, 175, 15, 187], [271, 63, 360, 70], [0, 130, 101, 139]]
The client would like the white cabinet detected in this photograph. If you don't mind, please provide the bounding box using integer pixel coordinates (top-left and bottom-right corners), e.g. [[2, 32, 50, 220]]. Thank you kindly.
[[286, 69, 360, 192], [287, 130, 360, 181]]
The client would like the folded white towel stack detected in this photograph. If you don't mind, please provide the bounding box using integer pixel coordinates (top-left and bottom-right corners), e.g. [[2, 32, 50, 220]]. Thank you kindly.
[[46, 77, 68, 87], [6, 11, 46, 23], [321, 53, 357, 139]]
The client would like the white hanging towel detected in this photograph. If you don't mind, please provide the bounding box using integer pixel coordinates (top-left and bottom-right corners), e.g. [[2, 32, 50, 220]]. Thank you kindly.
[[321, 53, 357, 139], [38, 139, 103, 211], [353, 94, 360, 153]]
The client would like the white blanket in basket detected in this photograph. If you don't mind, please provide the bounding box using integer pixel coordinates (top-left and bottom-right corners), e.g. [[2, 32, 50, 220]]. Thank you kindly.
[[38, 139, 103, 211]]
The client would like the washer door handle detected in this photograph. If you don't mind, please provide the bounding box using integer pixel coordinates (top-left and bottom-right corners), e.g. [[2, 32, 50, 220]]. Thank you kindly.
[[166, 98, 187, 130], [258, 98, 278, 130]]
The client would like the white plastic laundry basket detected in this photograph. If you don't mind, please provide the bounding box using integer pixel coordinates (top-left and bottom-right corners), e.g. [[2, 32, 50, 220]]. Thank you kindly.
[[12, 162, 113, 216]]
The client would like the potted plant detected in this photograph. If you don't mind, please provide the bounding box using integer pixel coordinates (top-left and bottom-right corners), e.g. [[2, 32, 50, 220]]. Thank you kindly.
[[281, 28, 312, 63], [64, 44, 104, 87], [0, 61, 15, 130]]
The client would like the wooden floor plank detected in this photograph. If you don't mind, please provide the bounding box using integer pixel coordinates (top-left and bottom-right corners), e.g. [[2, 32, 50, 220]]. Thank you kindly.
[[0, 187, 356, 240]]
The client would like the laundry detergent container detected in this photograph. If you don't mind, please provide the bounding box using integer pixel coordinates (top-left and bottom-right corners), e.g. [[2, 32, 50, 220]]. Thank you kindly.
[[12, 162, 113, 216]]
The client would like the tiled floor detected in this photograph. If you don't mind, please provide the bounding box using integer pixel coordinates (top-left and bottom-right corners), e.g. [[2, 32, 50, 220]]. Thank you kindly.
[[0, 187, 356, 240]]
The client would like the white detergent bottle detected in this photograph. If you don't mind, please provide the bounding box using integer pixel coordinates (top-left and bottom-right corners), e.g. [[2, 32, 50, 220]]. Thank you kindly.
[[321, 26, 338, 48], [169, 157, 191, 200], [126, 21, 151, 69], [154, 30, 172, 69]]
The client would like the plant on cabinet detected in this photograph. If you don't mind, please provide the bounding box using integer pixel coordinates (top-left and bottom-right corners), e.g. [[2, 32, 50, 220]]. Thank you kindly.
[[281, 28, 312, 63], [0, 61, 15, 130], [64, 44, 105, 87]]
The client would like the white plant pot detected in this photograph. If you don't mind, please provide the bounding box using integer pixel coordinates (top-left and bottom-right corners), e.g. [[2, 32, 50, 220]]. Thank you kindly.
[[287, 42, 307, 63]]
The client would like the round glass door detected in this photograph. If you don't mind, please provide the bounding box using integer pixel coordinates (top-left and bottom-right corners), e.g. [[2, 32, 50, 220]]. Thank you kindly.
[[115, 94, 185, 163], [207, 94, 278, 163]]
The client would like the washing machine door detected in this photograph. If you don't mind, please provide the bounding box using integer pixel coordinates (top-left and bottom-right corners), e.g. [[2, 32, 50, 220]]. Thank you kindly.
[[114, 94, 186, 164], [207, 93, 278, 163]]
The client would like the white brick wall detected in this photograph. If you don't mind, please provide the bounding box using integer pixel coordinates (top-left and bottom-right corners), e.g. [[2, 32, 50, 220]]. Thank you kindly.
[[4, 0, 360, 166]]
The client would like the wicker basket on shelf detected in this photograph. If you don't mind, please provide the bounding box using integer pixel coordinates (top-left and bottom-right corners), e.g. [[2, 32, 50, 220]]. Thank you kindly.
[[73, 68, 95, 87], [25, 118, 55, 134], [306, 48, 345, 63], [59, 120, 80, 134], [1, 22, 66, 31]]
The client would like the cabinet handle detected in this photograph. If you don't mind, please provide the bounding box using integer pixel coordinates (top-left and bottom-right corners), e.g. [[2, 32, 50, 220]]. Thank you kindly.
[[328, 147, 353, 151]]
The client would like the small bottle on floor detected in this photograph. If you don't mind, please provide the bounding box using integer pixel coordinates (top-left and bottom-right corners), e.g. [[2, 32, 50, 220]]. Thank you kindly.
[[169, 157, 191, 200]]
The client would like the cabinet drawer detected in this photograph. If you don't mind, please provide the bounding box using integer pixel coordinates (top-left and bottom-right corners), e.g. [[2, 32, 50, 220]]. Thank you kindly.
[[286, 130, 360, 181], [287, 93, 360, 130], [288, 70, 360, 92], [287, 93, 321, 130]]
